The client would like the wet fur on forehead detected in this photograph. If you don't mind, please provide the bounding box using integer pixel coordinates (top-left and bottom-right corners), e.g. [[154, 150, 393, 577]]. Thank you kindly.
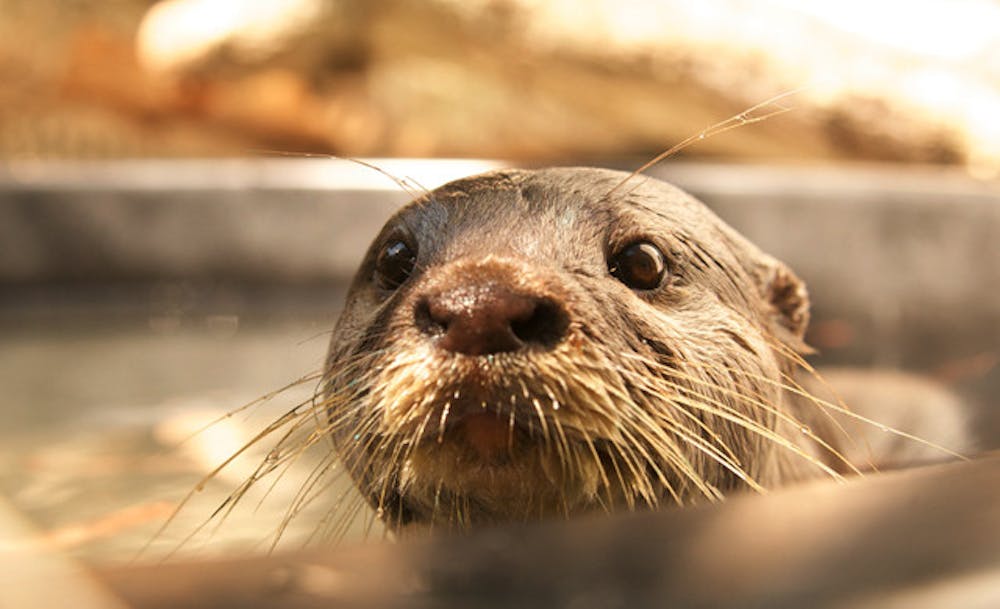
[[413, 167, 760, 260], [401, 167, 802, 337]]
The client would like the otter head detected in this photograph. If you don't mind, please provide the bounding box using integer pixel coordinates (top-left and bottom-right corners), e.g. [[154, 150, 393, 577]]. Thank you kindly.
[[324, 167, 812, 532]]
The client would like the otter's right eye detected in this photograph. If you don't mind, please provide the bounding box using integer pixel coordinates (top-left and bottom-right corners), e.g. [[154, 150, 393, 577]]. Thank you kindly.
[[375, 240, 416, 290], [609, 241, 667, 290]]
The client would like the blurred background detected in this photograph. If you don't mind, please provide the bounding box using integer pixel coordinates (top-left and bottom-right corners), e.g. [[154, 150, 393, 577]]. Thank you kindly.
[[3, 0, 1000, 167], [0, 0, 998, 586]]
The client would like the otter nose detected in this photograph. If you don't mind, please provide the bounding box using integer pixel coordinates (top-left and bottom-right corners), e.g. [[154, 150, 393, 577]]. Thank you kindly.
[[415, 284, 569, 355]]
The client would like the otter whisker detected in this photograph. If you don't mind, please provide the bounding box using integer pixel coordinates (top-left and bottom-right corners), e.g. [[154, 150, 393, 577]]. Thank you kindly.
[[610, 359, 746, 469], [507, 403, 517, 453], [549, 411, 582, 483], [656, 372, 846, 481], [436, 401, 452, 444], [633, 402, 764, 493], [541, 383, 580, 480], [761, 334, 873, 452], [430, 478, 445, 532], [625, 417, 723, 502], [601, 442, 639, 509], [270, 454, 347, 550], [579, 431, 613, 500], [777, 374, 969, 461], [605, 357, 763, 483], [605, 89, 802, 197], [681, 351, 969, 465], [616, 350, 851, 479], [373, 410, 434, 516], [520, 378, 552, 446], [609, 424, 671, 505], [320, 488, 369, 544], [664, 374, 847, 480], [148, 393, 339, 558]]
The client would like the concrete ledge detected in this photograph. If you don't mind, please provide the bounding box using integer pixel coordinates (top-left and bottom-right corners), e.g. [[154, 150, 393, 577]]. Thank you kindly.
[[0, 159, 503, 282]]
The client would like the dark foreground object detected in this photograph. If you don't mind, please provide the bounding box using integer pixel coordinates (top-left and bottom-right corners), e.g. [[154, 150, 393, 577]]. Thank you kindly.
[[97, 455, 1000, 609]]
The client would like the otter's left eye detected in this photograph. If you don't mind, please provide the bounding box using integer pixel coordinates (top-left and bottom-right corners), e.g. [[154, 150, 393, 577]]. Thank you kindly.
[[375, 239, 417, 290], [609, 241, 667, 290]]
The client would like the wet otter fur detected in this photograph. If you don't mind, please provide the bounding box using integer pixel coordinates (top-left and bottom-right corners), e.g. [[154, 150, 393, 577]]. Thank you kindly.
[[316, 167, 968, 533]]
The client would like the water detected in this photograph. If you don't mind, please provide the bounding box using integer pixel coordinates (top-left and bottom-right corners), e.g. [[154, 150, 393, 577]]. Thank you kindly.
[[0, 315, 372, 565]]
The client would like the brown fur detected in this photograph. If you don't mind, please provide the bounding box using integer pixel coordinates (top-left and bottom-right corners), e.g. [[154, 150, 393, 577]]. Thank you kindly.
[[318, 167, 969, 533]]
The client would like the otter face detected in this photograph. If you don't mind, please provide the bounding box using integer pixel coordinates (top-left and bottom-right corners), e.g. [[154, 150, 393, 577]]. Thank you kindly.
[[324, 167, 813, 531]]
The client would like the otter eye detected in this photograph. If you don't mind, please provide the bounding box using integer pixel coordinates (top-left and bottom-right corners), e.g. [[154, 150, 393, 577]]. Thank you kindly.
[[375, 239, 416, 290], [609, 241, 667, 290]]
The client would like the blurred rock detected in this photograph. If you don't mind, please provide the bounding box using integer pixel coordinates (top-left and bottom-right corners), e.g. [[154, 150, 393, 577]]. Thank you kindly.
[[1, 0, 998, 168]]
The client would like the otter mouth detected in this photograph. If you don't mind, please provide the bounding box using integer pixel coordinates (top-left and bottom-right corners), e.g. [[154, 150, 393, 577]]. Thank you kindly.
[[405, 401, 551, 470], [389, 397, 607, 525], [442, 411, 522, 463]]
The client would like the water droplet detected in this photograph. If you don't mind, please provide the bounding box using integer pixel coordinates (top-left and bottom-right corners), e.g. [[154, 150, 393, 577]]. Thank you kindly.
[[353, 433, 361, 441], [799, 425, 811, 435]]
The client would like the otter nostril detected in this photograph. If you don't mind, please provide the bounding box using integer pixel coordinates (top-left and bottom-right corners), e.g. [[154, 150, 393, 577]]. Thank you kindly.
[[414, 297, 447, 337], [510, 298, 569, 349], [415, 287, 569, 356]]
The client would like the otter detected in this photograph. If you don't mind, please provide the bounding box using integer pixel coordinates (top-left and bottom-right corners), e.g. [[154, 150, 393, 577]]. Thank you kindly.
[[304, 167, 967, 533]]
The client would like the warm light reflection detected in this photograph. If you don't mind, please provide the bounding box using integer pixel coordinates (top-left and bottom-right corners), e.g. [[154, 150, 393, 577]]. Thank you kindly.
[[518, 0, 1000, 61], [137, 0, 324, 73], [775, 0, 1000, 60], [518, 0, 1000, 171], [153, 407, 253, 483], [136, 0, 1000, 169]]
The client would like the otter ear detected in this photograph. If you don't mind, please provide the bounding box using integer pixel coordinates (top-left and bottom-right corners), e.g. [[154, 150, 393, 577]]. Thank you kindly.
[[759, 257, 812, 354]]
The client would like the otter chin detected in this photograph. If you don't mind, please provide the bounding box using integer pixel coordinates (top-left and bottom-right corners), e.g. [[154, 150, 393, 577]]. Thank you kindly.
[[319, 167, 965, 533]]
